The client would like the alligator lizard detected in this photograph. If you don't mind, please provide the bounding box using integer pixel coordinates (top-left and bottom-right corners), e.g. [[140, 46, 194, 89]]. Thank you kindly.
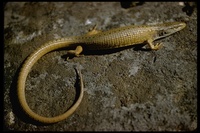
[[17, 21, 186, 123]]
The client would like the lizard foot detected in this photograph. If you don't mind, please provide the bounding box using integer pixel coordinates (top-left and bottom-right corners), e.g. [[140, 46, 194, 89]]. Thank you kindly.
[[86, 24, 102, 35], [153, 43, 163, 50], [66, 46, 83, 60], [147, 39, 163, 50]]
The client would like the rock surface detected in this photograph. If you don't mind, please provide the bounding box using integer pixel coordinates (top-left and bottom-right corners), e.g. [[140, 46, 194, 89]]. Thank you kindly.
[[4, 2, 197, 131]]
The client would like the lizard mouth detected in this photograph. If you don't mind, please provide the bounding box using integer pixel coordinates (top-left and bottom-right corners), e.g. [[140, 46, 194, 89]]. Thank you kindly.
[[175, 22, 186, 31]]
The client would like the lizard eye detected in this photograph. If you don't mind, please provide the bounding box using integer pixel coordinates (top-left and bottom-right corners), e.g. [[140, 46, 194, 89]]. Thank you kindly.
[[158, 30, 168, 36]]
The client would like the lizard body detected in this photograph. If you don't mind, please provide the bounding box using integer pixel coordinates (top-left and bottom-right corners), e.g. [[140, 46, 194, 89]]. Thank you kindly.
[[17, 22, 186, 123]]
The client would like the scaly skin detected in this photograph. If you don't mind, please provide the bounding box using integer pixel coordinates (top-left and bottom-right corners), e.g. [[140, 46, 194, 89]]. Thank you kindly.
[[17, 22, 186, 123]]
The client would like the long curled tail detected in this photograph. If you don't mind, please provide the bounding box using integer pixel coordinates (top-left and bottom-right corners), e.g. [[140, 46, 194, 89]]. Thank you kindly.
[[17, 37, 84, 123]]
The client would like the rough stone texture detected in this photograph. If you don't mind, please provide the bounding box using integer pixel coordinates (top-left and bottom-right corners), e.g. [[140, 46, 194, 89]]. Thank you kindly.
[[4, 2, 197, 131]]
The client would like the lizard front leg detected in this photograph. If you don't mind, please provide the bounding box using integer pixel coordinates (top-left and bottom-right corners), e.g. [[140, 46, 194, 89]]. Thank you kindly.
[[147, 39, 162, 50]]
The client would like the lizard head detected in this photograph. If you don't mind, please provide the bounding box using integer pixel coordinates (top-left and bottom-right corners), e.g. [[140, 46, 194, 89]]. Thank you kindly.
[[155, 22, 186, 40]]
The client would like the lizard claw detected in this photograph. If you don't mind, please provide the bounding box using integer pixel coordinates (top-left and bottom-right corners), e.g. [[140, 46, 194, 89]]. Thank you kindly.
[[154, 43, 162, 50]]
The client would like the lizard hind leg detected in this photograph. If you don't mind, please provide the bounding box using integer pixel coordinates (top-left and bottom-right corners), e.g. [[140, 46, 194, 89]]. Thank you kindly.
[[66, 45, 83, 60], [86, 24, 102, 36]]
